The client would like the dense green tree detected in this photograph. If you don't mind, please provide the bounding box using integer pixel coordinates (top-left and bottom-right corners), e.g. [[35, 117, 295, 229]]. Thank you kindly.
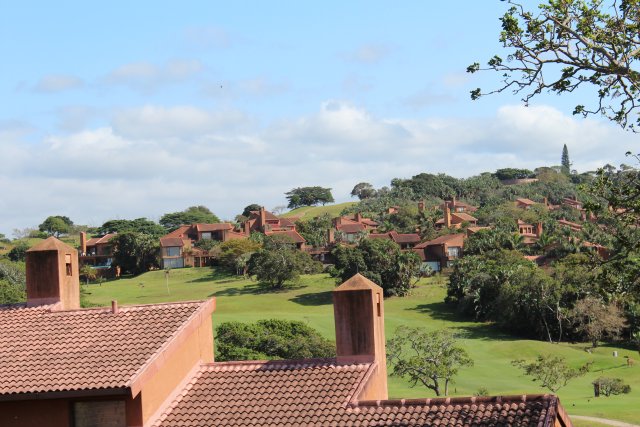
[[215, 319, 335, 362], [468, 0, 640, 130], [350, 182, 377, 200], [38, 216, 71, 237], [295, 214, 333, 248], [592, 377, 632, 396], [98, 218, 165, 238], [571, 297, 627, 348], [111, 232, 159, 275], [331, 238, 421, 297], [7, 242, 29, 262], [218, 239, 262, 275], [285, 187, 334, 208], [387, 327, 473, 397], [0, 261, 26, 304], [159, 206, 221, 231], [493, 168, 534, 181], [512, 355, 591, 393], [247, 235, 321, 288], [561, 144, 571, 175]]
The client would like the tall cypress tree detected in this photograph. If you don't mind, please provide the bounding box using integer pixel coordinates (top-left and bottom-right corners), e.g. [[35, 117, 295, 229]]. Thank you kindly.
[[561, 144, 571, 174]]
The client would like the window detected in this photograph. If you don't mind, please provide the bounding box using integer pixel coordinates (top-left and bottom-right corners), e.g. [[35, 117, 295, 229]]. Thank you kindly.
[[65, 254, 72, 276], [72, 400, 126, 427], [165, 247, 181, 257], [447, 246, 461, 259], [201, 232, 212, 240]]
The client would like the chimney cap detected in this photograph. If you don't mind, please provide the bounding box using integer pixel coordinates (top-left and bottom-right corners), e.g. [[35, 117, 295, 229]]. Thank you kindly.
[[27, 237, 76, 253], [335, 273, 383, 293]]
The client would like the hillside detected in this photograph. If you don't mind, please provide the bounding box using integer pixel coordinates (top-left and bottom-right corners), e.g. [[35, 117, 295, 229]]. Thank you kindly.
[[84, 268, 640, 424], [280, 202, 357, 220]]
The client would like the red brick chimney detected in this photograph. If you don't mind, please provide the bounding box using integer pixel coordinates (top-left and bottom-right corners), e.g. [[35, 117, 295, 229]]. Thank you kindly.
[[79, 231, 87, 255], [355, 212, 362, 223], [327, 228, 335, 244], [259, 207, 267, 231], [418, 200, 425, 212], [543, 197, 548, 207], [536, 222, 543, 238], [243, 221, 251, 236], [333, 274, 387, 400], [26, 237, 80, 310], [444, 204, 452, 228]]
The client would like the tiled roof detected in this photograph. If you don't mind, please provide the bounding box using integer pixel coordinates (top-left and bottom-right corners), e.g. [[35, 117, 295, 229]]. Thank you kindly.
[[0, 300, 210, 397], [337, 223, 366, 233], [164, 225, 191, 239], [516, 198, 536, 205], [265, 230, 306, 243], [415, 233, 465, 248], [153, 359, 371, 427], [85, 233, 117, 246], [389, 231, 420, 244], [160, 237, 186, 247], [153, 359, 560, 426], [452, 212, 478, 222], [557, 219, 582, 230], [195, 223, 233, 232]]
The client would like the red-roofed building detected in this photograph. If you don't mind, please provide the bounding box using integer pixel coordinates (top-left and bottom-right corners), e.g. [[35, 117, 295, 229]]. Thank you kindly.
[[435, 203, 479, 229], [79, 232, 116, 268], [242, 207, 307, 249], [414, 233, 466, 272], [160, 223, 246, 268], [2, 238, 574, 427], [518, 219, 543, 244], [369, 230, 421, 249], [439, 196, 478, 214], [515, 197, 537, 209]]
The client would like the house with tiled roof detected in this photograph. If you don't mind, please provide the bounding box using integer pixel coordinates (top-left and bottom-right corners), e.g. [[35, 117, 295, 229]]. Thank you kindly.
[[79, 231, 116, 267], [439, 197, 478, 214], [242, 207, 306, 249], [160, 223, 246, 268], [435, 202, 478, 230], [369, 230, 421, 249], [515, 197, 537, 209], [518, 220, 543, 244], [0, 238, 215, 427], [2, 237, 574, 427], [413, 233, 466, 272], [332, 213, 379, 244]]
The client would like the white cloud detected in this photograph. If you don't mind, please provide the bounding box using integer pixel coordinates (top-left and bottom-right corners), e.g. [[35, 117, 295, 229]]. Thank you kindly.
[[341, 44, 392, 64], [0, 102, 633, 236], [111, 105, 252, 139], [104, 60, 204, 93], [33, 74, 84, 93]]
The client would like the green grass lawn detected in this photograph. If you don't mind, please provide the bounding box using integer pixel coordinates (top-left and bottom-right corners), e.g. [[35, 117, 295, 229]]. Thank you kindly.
[[281, 202, 357, 220], [84, 268, 640, 424]]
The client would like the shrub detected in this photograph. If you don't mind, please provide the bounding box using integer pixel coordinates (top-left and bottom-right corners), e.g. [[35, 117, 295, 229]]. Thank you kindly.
[[592, 377, 631, 397]]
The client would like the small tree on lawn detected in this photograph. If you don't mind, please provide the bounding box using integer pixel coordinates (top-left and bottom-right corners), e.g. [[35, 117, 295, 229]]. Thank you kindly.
[[512, 354, 591, 393], [571, 297, 627, 348], [387, 327, 473, 397]]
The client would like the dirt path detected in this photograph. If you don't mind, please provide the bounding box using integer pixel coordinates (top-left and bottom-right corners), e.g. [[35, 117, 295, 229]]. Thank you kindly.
[[572, 415, 640, 427]]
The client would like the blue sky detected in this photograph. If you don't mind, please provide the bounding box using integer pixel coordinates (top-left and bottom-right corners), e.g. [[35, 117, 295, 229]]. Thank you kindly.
[[0, 1, 636, 235]]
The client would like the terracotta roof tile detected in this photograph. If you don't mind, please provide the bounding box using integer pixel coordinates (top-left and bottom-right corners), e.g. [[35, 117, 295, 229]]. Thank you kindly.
[[265, 230, 306, 243], [516, 198, 536, 206], [160, 237, 186, 247], [452, 212, 478, 222], [337, 223, 366, 233], [154, 359, 558, 426], [415, 233, 465, 248], [195, 223, 233, 232], [153, 360, 371, 427], [85, 233, 117, 247], [0, 301, 208, 396]]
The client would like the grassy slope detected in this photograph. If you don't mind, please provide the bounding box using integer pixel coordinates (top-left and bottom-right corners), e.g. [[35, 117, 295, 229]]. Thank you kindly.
[[280, 202, 357, 220], [84, 268, 640, 423]]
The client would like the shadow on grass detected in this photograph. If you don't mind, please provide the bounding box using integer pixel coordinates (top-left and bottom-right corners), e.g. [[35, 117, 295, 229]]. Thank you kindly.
[[289, 291, 333, 306], [187, 269, 244, 284], [410, 302, 514, 341], [209, 282, 307, 298]]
